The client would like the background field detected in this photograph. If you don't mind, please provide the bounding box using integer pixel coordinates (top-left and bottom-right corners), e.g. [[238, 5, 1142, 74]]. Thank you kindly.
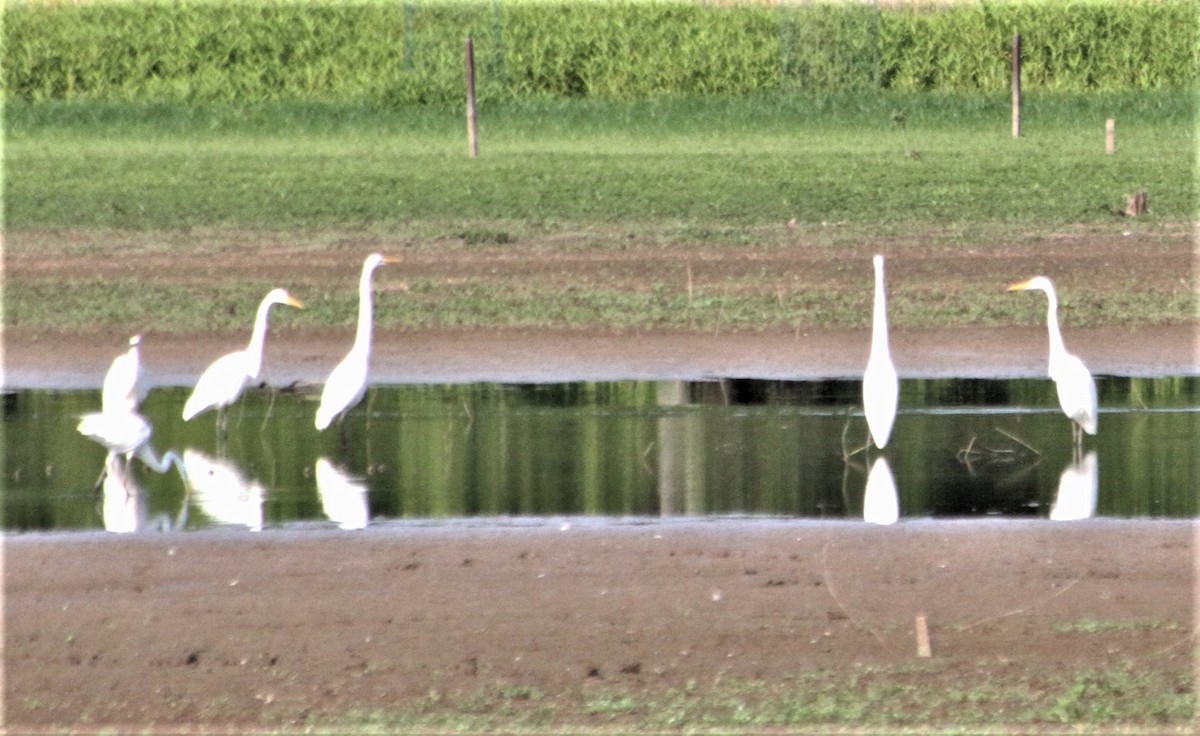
[[6, 91, 1196, 335], [6, 0, 1196, 336]]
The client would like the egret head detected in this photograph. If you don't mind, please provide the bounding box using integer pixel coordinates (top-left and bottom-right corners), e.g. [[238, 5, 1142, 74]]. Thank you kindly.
[[1007, 276, 1054, 295], [363, 253, 402, 272], [265, 288, 304, 309]]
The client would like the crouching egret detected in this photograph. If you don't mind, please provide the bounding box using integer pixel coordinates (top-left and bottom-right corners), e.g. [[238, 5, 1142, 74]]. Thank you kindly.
[[863, 255, 899, 450], [77, 410, 187, 488], [182, 288, 303, 428], [316, 253, 401, 432], [103, 334, 147, 414], [1007, 276, 1097, 452]]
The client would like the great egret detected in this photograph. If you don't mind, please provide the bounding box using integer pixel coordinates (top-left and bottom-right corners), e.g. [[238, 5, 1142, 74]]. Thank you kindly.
[[77, 410, 187, 486], [315, 253, 401, 431], [863, 255, 899, 449], [102, 334, 147, 414], [182, 288, 303, 426], [1007, 276, 1097, 451]]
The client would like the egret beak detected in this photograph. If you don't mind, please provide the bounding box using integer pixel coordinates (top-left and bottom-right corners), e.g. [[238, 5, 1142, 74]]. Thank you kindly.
[[1006, 278, 1035, 292], [382, 256, 403, 265], [287, 295, 305, 309]]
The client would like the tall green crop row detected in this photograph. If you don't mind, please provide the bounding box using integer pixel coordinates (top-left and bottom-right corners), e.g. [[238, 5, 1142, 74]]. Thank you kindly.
[[3, 0, 1195, 104], [880, 1, 1200, 91]]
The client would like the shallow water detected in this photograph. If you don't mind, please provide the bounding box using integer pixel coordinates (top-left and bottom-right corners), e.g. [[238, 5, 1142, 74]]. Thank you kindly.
[[3, 377, 1197, 533]]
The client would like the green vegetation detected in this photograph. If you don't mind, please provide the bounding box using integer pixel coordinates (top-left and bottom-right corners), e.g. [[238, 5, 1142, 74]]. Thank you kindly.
[[5, 0, 1196, 104], [6, 90, 1195, 334], [310, 664, 1194, 733], [6, 91, 1194, 230]]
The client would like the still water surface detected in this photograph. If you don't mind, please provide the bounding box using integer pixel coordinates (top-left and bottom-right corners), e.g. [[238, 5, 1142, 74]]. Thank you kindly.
[[4, 377, 1197, 532]]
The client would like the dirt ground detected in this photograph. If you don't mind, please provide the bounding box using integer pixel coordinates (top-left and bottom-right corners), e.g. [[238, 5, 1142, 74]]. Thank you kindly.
[[3, 228, 1198, 731], [5, 520, 1197, 731]]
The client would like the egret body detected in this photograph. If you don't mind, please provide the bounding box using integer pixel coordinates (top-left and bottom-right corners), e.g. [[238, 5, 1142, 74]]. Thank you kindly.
[[315, 254, 400, 431], [182, 288, 303, 423], [102, 334, 147, 414], [1007, 276, 1097, 449], [863, 255, 899, 449]]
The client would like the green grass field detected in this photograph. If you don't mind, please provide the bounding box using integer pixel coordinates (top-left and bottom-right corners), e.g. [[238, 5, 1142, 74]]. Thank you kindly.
[[5, 91, 1196, 335], [7, 91, 1195, 229]]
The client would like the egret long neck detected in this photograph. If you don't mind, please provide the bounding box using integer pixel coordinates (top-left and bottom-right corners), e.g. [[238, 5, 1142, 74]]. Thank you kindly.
[[1043, 288, 1067, 361], [353, 265, 377, 359], [871, 260, 890, 357], [244, 299, 274, 378]]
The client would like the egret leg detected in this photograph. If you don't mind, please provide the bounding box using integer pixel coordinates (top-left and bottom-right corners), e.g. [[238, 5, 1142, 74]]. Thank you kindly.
[[91, 462, 110, 494], [335, 413, 351, 456], [839, 410, 873, 461]]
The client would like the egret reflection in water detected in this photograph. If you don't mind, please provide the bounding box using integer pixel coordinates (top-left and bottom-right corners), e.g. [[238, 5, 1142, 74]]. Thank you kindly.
[[863, 456, 899, 525], [99, 453, 190, 534], [315, 457, 369, 530], [183, 449, 266, 531], [1050, 451, 1098, 521], [5, 376, 1196, 532]]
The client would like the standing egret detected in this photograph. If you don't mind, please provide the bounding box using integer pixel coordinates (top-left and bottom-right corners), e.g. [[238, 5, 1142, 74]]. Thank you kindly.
[[863, 255, 899, 450], [182, 288, 303, 428], [315, 253, 401, 432], [102, 334, 147, 414], [1007, 276, 1097, 453]]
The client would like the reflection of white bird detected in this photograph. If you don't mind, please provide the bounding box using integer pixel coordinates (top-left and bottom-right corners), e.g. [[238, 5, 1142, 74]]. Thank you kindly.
[[315, 457, 369, 530], [102, 334, 147, 414], [1050, 451, 1098, 521], [183, 288, 303, 425], [863, 456, 899, 525], [99, 452, 189, 533], [1007, 276, 1097, 450], [316, 254, 401, 431], [182, 450, 265, 532], [863, 255, 899, 449], [100, 453, 145, 534]]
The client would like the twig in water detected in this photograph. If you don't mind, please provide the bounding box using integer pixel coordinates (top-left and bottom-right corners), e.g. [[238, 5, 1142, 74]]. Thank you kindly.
[[993, 426, 1041, 456]]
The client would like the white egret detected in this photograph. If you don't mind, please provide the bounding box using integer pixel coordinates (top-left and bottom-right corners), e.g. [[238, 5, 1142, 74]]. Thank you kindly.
[[1007, 276, 1097, 451], [182, 288, 303, 426], [77, 410, 187, 486], [863, 254, 899, 449], [102, 334, 147, 414], [315, 253, 401, 431]]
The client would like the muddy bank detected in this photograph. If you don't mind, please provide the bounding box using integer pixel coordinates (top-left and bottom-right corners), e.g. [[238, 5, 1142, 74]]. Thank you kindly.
[[5, 518, 1196, 729], [4, 323, 1197, 390]]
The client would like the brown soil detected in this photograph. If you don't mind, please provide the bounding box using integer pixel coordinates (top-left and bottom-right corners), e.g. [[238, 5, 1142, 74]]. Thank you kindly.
[[4, 223, 1197, 388], [3, 228, 1198, 731], [5, 521, 1197, 731]]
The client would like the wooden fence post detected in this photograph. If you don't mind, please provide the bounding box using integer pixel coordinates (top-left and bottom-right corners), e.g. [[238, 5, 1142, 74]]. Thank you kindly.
[[466, 36, 479, 158], [1011, 33, 1021, 138], [1106, 118, 1116, 154]]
